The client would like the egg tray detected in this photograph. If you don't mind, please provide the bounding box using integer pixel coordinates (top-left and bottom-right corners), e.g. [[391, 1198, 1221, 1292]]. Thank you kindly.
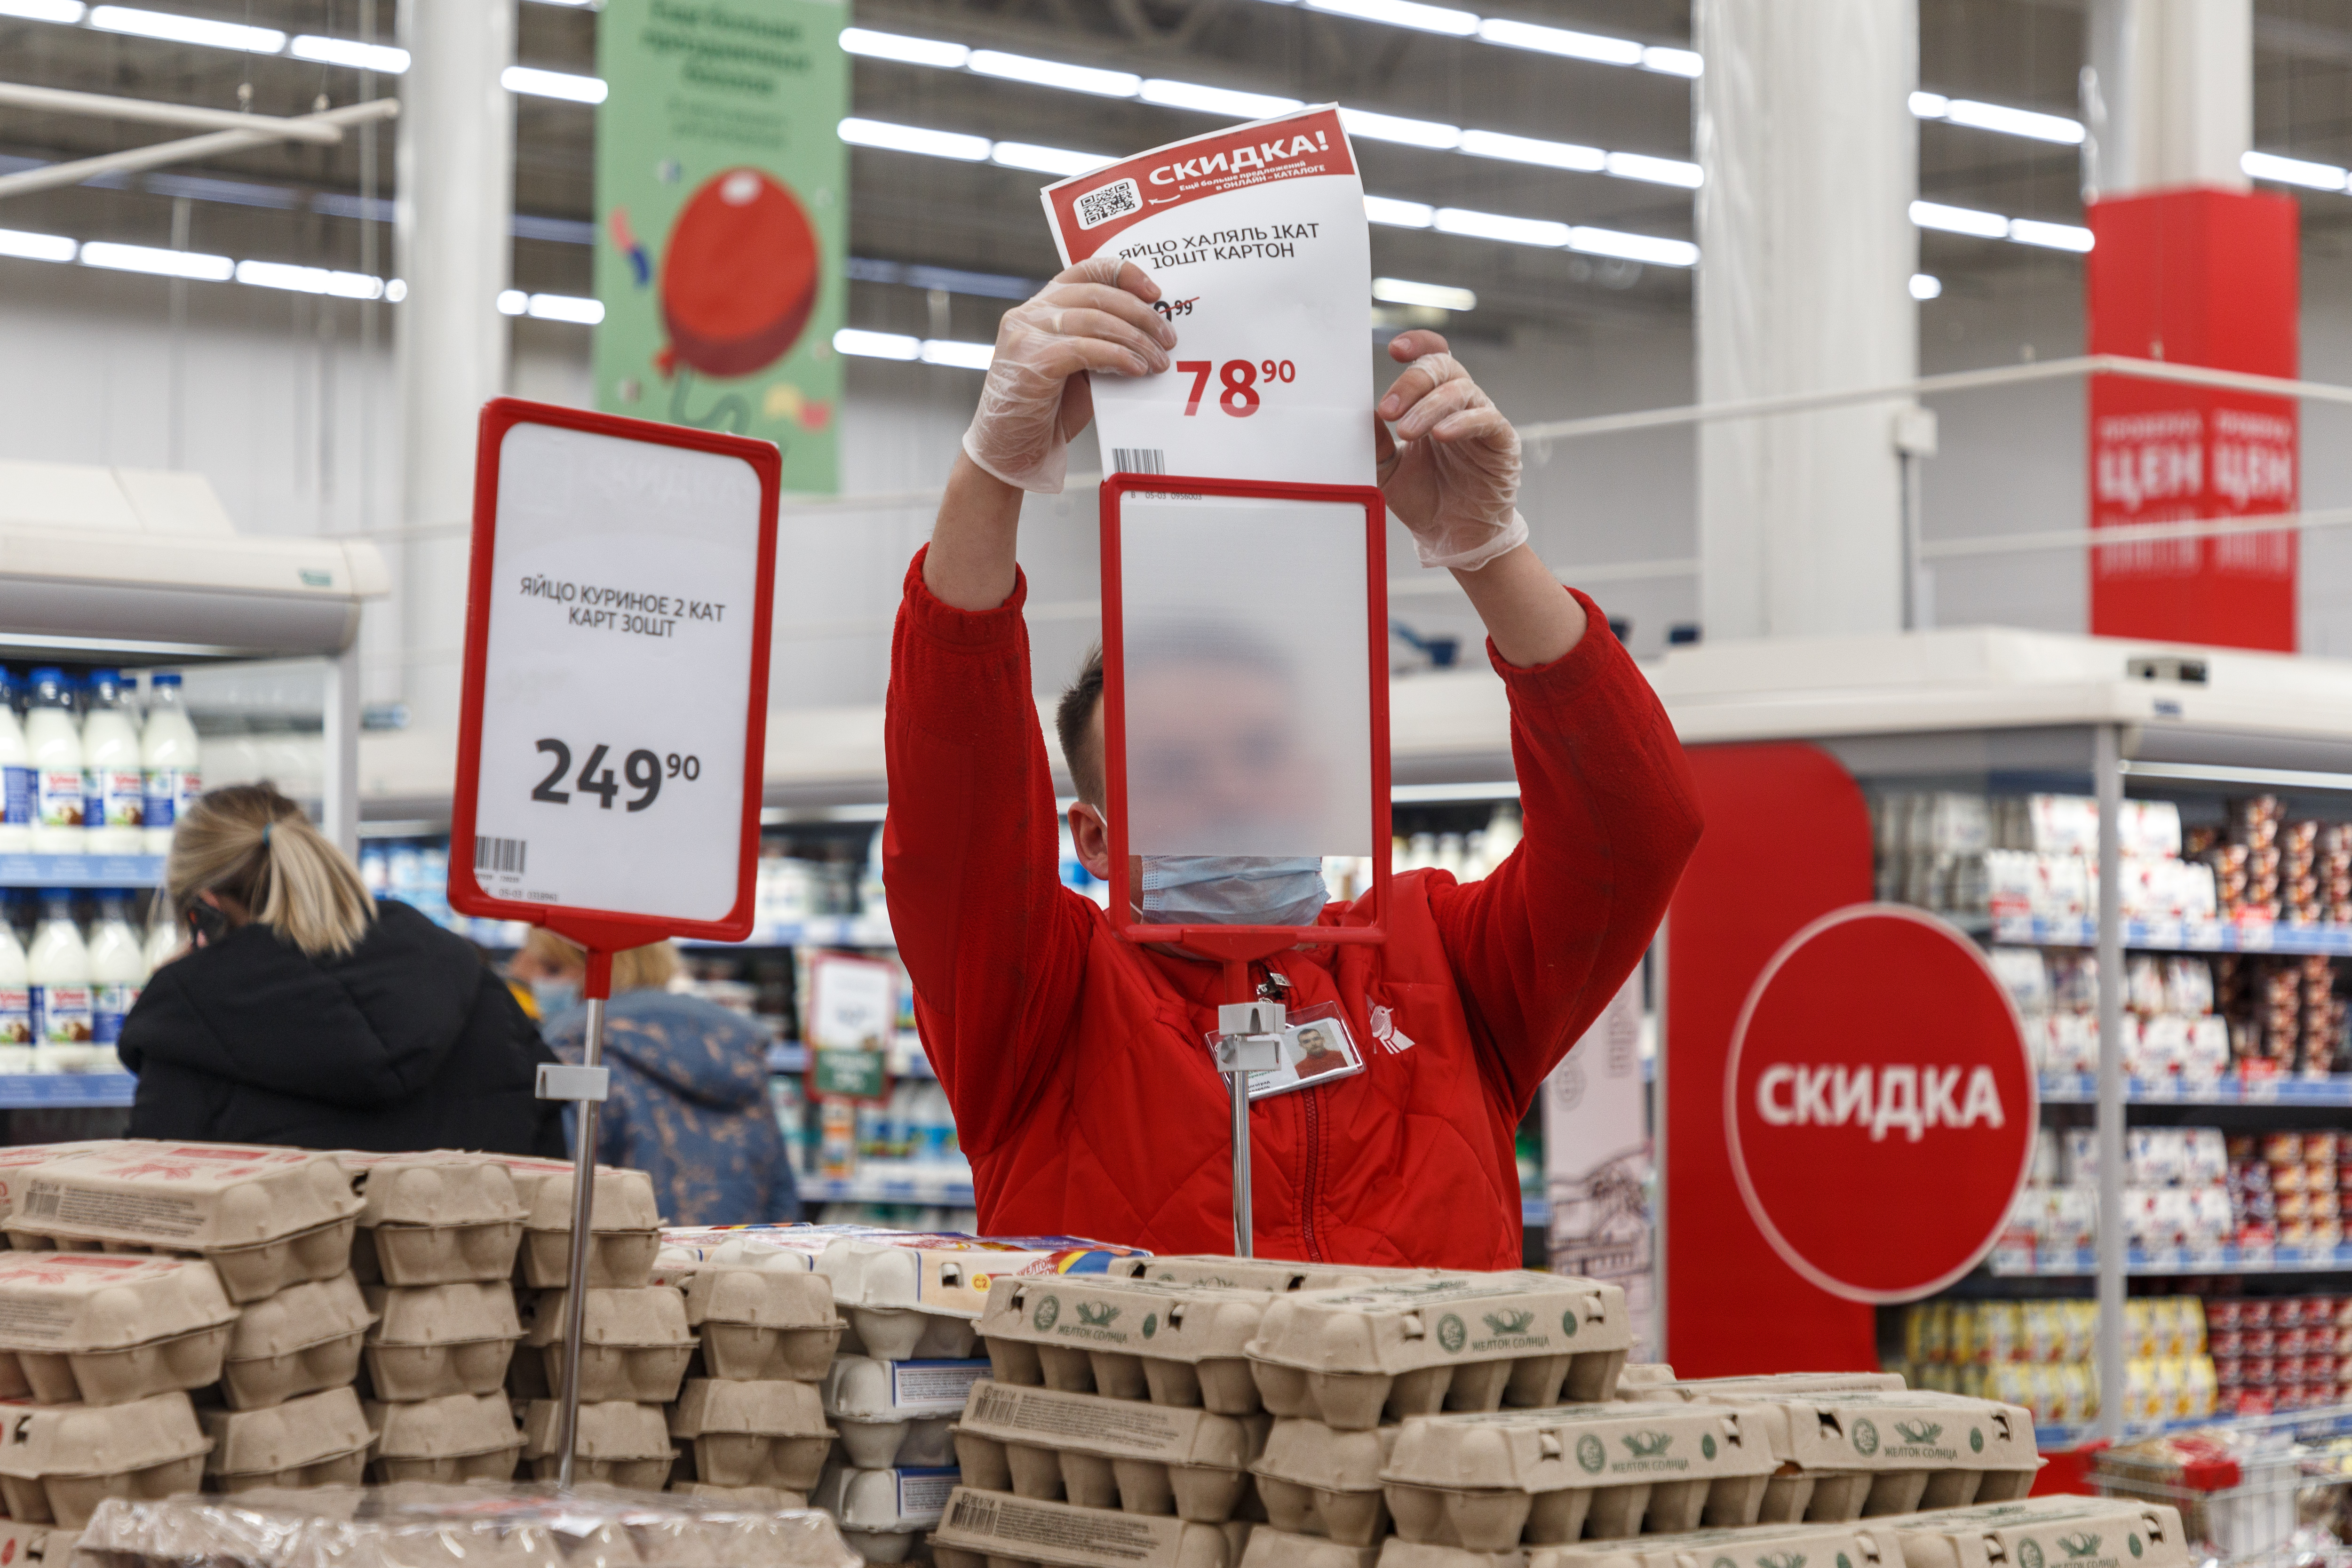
[[517, 1397, 675, 1490], [516, 1228, 662, 1290], [697, 1320, 843, 1383], [364, 1338, 517, 1402], [826, 1356, 990, 1468], [5, 1322, 234, 1409], [503, 1160, 662, 1231], [1377, 1515, 1905, 1568], [356, 1222, 526, 1287], [8, 1220, 360, 1309], [980, 1278, 1278, 1415], [364, 1392, 524, 1486], [1721, 1391, 2041, 1523], [2, 1145, 362, 1256], [1886, 1496, 2191, 1568], [811, 1462, 963, 1565], [220, 1273, 374, 1412], [1108, 1257, 1430, 1293], [668, 1377, 835, 1492], [951, 1377, 1268, 1525], [363, 1281, 524, 1402], [0, 1250, 241, 1407], [515, 1286, 696, 1404], [930, 1489, 1249, 1568], [1248, 1419, 1397, 1546], [0, 1516, 83, 1568], [202, 1387, 373, 1493], [1237, 1527, 1377, 1568], [673, 1267, 843, 1381], [0, 1391, 213, 1529]]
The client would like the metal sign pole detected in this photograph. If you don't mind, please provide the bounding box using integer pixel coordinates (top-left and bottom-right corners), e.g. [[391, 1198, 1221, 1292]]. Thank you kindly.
[[537, 955, 615, 1489], [1214, 995, 1284, 1258]]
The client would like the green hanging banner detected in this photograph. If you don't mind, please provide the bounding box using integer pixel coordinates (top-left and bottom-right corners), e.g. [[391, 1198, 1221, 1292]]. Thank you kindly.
[[593, 0, 845, 492]]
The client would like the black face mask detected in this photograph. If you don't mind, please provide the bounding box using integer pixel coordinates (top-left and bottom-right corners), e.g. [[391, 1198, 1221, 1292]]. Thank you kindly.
[[184, 901, 230, 947]]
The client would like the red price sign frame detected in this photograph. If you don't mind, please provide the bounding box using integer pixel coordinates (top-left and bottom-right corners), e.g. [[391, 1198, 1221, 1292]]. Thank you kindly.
[[1097, 472, 1391, 961], [446, 398, 780, 965]]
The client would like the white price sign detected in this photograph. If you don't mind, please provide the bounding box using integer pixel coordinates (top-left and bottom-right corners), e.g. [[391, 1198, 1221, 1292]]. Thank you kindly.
[[807, 952, 897, 1050], [449, 401, 779, 943]]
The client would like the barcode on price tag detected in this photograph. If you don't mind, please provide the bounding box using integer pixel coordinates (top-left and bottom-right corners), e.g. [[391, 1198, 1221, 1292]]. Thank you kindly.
[[1110, 448, 1165, 475], [475, 836, 527, 875]]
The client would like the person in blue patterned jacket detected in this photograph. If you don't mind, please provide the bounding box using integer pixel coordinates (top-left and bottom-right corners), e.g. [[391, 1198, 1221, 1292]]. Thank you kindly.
[[515, 932, 797, 1227]]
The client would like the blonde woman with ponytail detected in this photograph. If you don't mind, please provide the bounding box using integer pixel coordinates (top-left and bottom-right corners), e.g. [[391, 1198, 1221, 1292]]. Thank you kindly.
[[119, 784, 566, 1156]]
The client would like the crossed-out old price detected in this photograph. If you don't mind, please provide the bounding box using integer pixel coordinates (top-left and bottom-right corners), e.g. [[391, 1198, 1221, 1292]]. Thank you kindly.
[[532, 739, 700, 813], [1176, 358, 1296, 418]]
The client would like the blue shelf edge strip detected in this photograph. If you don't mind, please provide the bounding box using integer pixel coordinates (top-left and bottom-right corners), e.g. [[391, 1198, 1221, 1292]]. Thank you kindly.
[[1994, 1241, 2352, 1277], [2038, 1071, 2352, 1106], [0, 856, 165, 890], [1993, 913, 2352, 956], [0, 1074, 135, 1108]]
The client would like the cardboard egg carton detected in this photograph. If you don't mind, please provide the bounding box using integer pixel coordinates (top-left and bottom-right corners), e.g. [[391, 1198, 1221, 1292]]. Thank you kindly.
[[1379, 1517, 1903, 1568], [1376, 1401, 1780, 1552], [1713, 1389, 2039, 1520], [201, 1385, 372, 1493], [670, 1482, 810, 1508], [951, 1376, 1266, 1523], [0, 1142, 120, 1228], [1237, 1526, 1375, 1568], [665, 1264, 843, 1382], [1885, 1496, 2191, 1568], [825, 1354, 988, 1468], [813, 1232, 1152, 1361], [811, 1460, 962, 1564], [980, 1277, 1277, 1414], [1108, 1257, 1415, 1292], [1250, 1417, 1396, 1544], [1658, 1372, 1908, 1402], [504, 1160, 662, 1289], [362, 1281, 521, 1402], [364, 1392, 522, 1484], [667, 1377, 835, 1492], [222, 1272, 373, 1410], [4, 1145, 363, 1305], [0, 1517, 81, 1568], [0, 1250, 238, 1406], [0, 1391, 211, 1528], [516, 1285, 696, 1404], [929, 1488, 1248, 1568], [517, 1398, 675, 1488], [1247, 1275, 1631, 1431], [1613, 1366, 1677, 1399], [341, 1152, 528, 1287]]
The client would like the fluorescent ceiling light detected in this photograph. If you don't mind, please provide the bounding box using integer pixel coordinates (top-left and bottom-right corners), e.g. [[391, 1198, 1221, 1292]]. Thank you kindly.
[[919, 339, 994, 369], [502, 66, 606, 103], [528, 293, 602, 323], [839, 27, 969, 68], [839, 118, 990, 161], [236, 259, 383, 296], [1374, 276, 1476, 310], [835, 328, 921, 361], [1643, 47, 1702, 77], [1910, 272, 1942, 301], [384, 278, 406, 302], [1604, 151, 1702, 188], [2244, 149, 2349, 192], [1339, 106, 1461, 150], [1943, 98, 2082, 145], [0, 0, 84, 20], [1909, 199, 2008, 239], [1472, 17, 1639, 64], [1306, 0, 1476, 37], [1140, 79, 1303, 118], [289, 35, 409, 72], [1436, 207, 1569, 247], [991, 143, 1112, 176], [496, 289, 527, 315], [1363, 195, 1434, 228], [80, 240, 233, 280], [1458, 129, 1602, 172], [0, 228, 77, 263], [968, 50, 1138, 97], [1570, 226, 1697, 266], [87, 5, 281, 49], [2008, 217, 2093, 252], [1909, 91, 1950, 118]]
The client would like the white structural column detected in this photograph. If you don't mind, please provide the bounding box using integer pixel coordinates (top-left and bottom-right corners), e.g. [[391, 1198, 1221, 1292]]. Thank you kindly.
[[395, 0, 514, 731], [1694, 0, 1918, 640], [2081, 0, 2251, 199]]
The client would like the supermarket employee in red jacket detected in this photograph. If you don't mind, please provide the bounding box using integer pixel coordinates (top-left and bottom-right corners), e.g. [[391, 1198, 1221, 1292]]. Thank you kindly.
[[882, 255, 1701, 1269]]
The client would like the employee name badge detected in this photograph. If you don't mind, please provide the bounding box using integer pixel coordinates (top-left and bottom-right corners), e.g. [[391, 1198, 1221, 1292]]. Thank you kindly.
[[1205, 1001, 1366, 1101], [1041, 106, 1374, 486]]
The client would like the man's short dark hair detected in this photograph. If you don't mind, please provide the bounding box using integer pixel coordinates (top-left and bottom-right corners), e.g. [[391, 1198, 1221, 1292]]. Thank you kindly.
[[1057, 645, 1105, 806]]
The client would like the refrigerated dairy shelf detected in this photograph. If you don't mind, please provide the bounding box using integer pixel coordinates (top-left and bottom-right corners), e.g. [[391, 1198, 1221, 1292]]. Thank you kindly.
[[2038, 1072, 2352, 1105], [1992, 913, 2352, 955], [1994, 1243, 2352, 1277], [0, 856, 165, 889], [0, 1073, 133, 1107]]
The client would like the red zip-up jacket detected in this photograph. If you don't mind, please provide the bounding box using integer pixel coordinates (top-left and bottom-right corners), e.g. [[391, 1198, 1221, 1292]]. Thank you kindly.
[[882, 549, 1700, 1267]]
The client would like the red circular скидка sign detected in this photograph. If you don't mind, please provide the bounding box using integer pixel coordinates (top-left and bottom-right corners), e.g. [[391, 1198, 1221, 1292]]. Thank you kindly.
[[1723, 903, 2036, 1303]]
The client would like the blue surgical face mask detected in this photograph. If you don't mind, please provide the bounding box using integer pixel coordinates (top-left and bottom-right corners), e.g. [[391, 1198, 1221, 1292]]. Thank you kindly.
[[532, 978, 580, 1017], [1139, 856, 1328, 929]]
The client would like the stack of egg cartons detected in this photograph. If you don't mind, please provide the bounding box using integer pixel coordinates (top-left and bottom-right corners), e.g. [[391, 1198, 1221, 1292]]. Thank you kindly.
[[0, 1142, 370, 1532], [345, 1150, 531, 1485], [505, 1160, 689, 1487]]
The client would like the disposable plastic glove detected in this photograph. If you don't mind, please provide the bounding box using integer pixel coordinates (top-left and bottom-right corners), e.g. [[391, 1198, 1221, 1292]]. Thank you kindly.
[[961, 256, 1175, 493], [1375, 330, 1529, 571]]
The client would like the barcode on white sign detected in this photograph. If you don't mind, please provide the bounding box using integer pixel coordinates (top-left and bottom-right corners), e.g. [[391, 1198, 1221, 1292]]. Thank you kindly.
[[1075, 178, 1142, 230], [475, 836, 527, 875], [1111, 448, 1166, 475]]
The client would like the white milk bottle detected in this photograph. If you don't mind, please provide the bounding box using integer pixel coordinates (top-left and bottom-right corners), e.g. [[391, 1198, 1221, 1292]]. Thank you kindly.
[[87, 894, 143, 1071], [27, 895, 93, 1072], [0, 915, 30, 1072], [141, 672, 200, 855], [81, 670, 144, 857], [0, 670, 31, 855], [25, 670, 83, 855]]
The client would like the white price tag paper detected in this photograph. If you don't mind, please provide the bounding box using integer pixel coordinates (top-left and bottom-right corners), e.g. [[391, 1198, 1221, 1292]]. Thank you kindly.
[[807, 952, 897, 1049], [1041, 106, 1372, 486], [469, 420, 764, 923]]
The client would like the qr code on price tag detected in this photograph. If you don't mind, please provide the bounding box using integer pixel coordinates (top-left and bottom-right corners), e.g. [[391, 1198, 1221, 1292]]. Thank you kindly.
[[1075, 178, 1141, 230]]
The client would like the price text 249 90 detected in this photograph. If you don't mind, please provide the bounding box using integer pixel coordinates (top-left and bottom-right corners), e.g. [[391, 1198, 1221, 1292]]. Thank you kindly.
[[532, 740, 699, 812]]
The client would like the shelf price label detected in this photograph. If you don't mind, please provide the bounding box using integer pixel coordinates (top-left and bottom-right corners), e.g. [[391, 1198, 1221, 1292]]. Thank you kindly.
[[447, 400, 779, 946]]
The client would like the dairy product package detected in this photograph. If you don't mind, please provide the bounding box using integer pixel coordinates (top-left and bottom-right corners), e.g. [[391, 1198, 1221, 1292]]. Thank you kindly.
[[1248, 1417, 1394, 1544], [1108, 1257, 1406, 1292], [360, 1281, 520, 1401], [7, 1145, 361, 1304], [1886, 1496, 2189, 1568], [980, 1277, 1276, 1414], [69, 1482, 863, 1568], [219, 1273, 372, 1410], [504, 1160, 661, 1289], [952, 1377, 1266, 1524], [200, 1386, 371, 1493], [826, 1354, 986, 1467], [1039, 107, 1373, 488], [666, 1263, 841, 1382], [1382, 1518, 1903, 1568], [815, 1232, 1149, 1361], [516, 1398, 674, 1487], [515, 1285, 694, 1403], [1728, 1389, 2040, 1520], [1376, 1402, 1780, 1550], [811, 1461, 961, 1564], [0, 1392, 210, 1528], [362, 1392, 522, 1483], [930, 1488, 1247, 1568], [0, 1250, 238, 1406], [341, 1151, 526, 1286], [667, 1377, 834, 1491], [1247, 1275, 1632, 1430]]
